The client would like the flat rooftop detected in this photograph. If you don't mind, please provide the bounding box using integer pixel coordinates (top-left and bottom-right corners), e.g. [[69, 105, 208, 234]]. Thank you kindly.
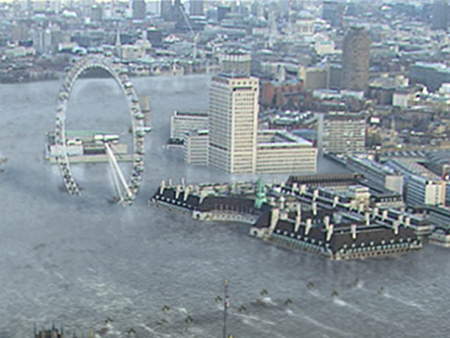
[[257, 130, 313, 147], [174, 111, 208, 117], [391, 158, 442, 180]]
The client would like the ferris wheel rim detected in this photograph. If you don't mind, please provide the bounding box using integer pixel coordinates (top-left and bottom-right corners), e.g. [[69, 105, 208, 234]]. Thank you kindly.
[[54, 56, 146, 204]]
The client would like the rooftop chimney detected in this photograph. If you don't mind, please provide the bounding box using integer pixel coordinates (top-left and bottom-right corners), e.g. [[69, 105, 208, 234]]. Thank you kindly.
[[312, 202, 318, 216], [365, 212, 370, 226], [324, 215, 330, 230], [279, 196, 285, 210], [184, 185, 191, 201], [393, 223, 399, 235], [351, 224, 357, 239], [199, 190, 208, 203], [160, 180, 166, 194], [313, 189, 319, 201], [300, 184, 307, 195], [269, 208, 280, 233], [372, 207, 379, 217], [294, 204, 302, 232], [305, 218, 312, 235], [333, 195, 339, 207], [358, 203, 365, 213], [326, 224, 334, 242]]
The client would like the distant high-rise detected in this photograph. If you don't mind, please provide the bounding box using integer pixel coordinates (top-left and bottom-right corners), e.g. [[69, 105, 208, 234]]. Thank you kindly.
[[322, 1, 343, 27], [251, 1, 264, 18], [161, 0, 173, 21], [27, 0, 33, 15], [32, 27, 52, 54], [190, 0, 204, 16], [280, 0, 290, 16], [132, 0, 146, 20], [208, 74, 259, 174], [432, 0, 449, 30], [217, 5, 231, 22], [11, 21, 29, 42], [208, 74, 317, 174], [90, 4, 103, 22], [342, 27, 370, 92]]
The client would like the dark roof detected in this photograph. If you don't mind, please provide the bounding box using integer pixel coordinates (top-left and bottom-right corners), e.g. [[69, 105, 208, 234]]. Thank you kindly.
[[274, 220, 327, 243], [329, 225, 417, 252], [198, 196, 262, 214], [324, 113, 366, 121], [253, 210, 272, 229], [273, 218, 418, 253], [286, 208, 334, 220], [287, 173, 363, 186], [152, 188, 201, 209]]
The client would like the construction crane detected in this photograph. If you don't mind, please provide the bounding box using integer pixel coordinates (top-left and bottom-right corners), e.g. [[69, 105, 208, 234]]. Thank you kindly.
[[179, 5, 199, 61]]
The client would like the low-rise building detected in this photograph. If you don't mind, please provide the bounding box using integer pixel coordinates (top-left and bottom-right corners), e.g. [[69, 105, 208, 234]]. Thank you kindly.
[[250, 207, 422, 260], [255, 130, 317, 174], [218, 49, 252, 76], [319, 112, 366, 154], [170, 111, 209, 142], [346, 155, 404, 194], [299, 65, 328, 91], [386, 158, 447, 207], [45, 131, 129, 163], [150, 176, 429, 259], [118, 44, 147, 60], [184, 129, 209, 166]]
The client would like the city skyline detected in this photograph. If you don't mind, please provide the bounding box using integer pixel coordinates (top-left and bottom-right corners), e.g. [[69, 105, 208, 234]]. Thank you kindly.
[[0, 0, 449, 336]]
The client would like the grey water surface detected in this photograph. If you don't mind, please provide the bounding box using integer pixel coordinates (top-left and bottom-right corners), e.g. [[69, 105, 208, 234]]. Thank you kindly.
[[0, 75, 448, 338]]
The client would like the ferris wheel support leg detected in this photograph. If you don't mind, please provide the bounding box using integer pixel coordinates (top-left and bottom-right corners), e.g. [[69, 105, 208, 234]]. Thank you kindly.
[[108, 153, 124, 202], [105, 143, 133, 201]]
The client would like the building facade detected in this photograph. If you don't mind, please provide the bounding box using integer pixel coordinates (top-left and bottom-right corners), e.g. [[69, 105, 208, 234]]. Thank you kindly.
[[342, 27, 370, 92], [219, 50, 252, 76], [255, 130, 317, 174], [409, 62, 450, 92], [208, 74, 259, 174], [346, 156, 404, 194], [161, 0, 174, 21], [431, 0, 449, 30], [189, 0, 204, 16], [407, 176, 446, 206], [170, 111, 209, 142], [386, 159, 447, 207], [320, 112, 366, 154], [131, 0, 146, 20], [322, 1, 343, 27], [299, 65, 328, 90], [184, 129, 209, 165]]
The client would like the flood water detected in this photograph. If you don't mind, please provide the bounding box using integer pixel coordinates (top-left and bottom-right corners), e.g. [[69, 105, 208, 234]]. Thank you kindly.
[[0, 75, 448, 338]]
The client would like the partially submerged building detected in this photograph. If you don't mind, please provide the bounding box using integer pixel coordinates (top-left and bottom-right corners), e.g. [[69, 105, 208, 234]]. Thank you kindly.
[[250, 207, 421, 260], [150, 175, 428, 260]]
